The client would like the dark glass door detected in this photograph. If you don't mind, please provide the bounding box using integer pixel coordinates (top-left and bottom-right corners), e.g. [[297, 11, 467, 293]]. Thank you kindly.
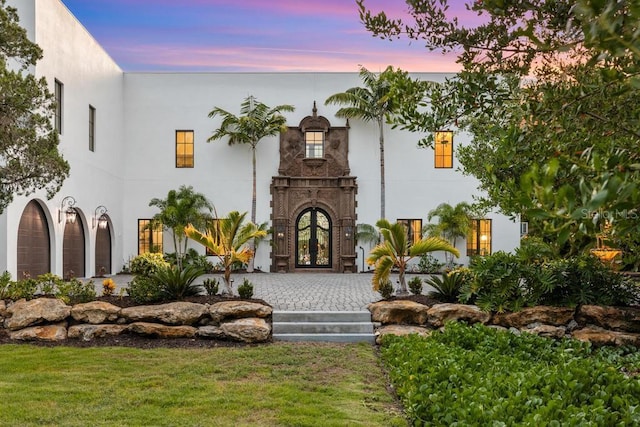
[[296, 208, 331, 268]]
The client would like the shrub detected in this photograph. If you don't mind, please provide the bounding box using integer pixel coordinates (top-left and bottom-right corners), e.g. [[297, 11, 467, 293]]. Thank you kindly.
[[56, 278, 96, 304], [425, 270, 468, 303], [164, 248, 214, 272], [515, 236, 557, 265], [378, 279, 394, 299], [0, 271, 12, 300], [126, 276, 162, 304], [202, 278, 219, 296], [417, 253, 444, 273], [407, 276, 423, 295], [102, 278, 116, 296], [381, 322, 640, 426], [129, 252, 170, 276], [36, 273, 65, 296], [7, 278, 38, 300], [151, 264, 205, 300], [238, 278, 254, 299]]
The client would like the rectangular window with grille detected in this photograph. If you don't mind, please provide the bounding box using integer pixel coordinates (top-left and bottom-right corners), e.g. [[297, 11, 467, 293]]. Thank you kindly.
[[397, 218, 423, 246], [467, 219, 492, 256], [305, 131, 324, 158], [176, 130, 194, 168], [138, 219, 163, 254], [434, 131, 453, 168]]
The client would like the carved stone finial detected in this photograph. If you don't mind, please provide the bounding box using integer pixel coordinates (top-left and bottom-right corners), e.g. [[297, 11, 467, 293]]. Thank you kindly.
[[312, 101, 317, 117]]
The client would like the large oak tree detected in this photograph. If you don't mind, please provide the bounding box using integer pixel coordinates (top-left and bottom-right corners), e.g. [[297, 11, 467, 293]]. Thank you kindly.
[[0, 0, 69, 213]]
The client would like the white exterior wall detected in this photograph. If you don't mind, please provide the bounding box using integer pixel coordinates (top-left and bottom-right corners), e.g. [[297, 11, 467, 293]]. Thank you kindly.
[[1, 0, 520, 277], [2, 0, 124, 278]]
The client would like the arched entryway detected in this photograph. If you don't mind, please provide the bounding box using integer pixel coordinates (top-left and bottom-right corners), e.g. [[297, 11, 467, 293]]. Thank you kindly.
[[296, 208, 332, 268], [17, 200, 51, 279], [63, 217, 85, 279], [95, 220, 112, 276]]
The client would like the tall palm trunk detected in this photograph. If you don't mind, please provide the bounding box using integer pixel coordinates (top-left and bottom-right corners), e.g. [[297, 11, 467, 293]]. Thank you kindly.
[[378, 117, 386, 220], [247, 144, 258, 273]]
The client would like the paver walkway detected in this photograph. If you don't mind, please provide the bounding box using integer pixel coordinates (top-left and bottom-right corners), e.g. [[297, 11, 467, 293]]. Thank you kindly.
[[105, 272, 432, 311]]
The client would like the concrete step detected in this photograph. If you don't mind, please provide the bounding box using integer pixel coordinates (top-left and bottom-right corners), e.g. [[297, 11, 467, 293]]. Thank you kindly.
[[272, 310, 375, 343]]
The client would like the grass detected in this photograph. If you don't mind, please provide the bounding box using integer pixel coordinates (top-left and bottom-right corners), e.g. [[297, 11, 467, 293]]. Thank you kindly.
[[0, 342, 406, 426]]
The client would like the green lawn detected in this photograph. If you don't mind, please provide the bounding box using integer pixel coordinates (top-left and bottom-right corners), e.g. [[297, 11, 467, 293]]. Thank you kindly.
[[0, 342, 406, 426]]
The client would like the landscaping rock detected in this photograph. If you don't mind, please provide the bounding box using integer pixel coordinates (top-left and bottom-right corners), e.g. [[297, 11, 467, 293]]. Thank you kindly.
[[71, 301, 121, 324], [68, 324, 128, 341], [0, 300, 6, 318], [199, 318, 271, 343], [120, 302, 207, 325], [209, 301, 272, 323], [368, 300, 430, 325], [427, 303, 491, 328], [493, 306, 575, 328], [127, 322, 197, 338], [375, 325, 431, 344], [576, 305, 640, 332], [9, 322, 68, 341], [4, 298, 71, 330], [523, 324, 567, 339], [572, 326, 640, 347]]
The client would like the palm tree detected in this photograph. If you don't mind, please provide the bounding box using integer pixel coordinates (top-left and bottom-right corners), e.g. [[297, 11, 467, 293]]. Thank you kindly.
[[423, 202, 473, 264], [208, 96, 294, 272], [149, 185, 213, 270], [367, 219, 459, 295], [184, 211, 266, 295], [325, 66, 421, 219]]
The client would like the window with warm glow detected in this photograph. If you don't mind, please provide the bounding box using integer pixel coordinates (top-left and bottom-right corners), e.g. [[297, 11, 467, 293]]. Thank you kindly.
[[434, 131, 453, 168], [138, 219, 163, 254], [176, 130, 194, 168], [467, 219, 492, 256], [397, 218, 423, 246], [305, 131, 324, 158]]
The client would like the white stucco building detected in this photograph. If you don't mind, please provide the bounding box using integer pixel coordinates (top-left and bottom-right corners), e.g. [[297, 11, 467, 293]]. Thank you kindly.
[[0, 0, 520, 279]]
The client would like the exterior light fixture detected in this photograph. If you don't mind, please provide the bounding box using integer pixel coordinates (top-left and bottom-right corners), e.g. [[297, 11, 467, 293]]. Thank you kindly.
[[344, 225, 353, 239], [59, 196, 77, 223], [93, 205, 108, 229]]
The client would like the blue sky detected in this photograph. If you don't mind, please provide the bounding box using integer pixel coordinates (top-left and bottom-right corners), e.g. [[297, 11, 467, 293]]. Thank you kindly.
[[60, 0, 476, 72]]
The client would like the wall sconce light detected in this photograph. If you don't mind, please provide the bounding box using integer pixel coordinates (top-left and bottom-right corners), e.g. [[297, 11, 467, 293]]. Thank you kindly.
[[93, 205, 108, 229], [59, 196, 77, 224], [344, 225, 353, 239], [276, 224, 285, 239]]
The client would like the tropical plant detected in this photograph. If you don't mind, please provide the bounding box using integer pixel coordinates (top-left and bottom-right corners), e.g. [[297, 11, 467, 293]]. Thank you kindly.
[[149, 185, 213, 270], [150, 264, 205, 300], [202, 278, 219, 296], [237, 278, 254, 299], [184, 211, 267, 295], [208, 96, 294, 272], [102, 278, 116, 296], [129, 252, 170, 277], [423, 202, 473, 264], [416, 253, 444, 274], [0, 0, 70, 213], [325, 66, 426, 219], [367, 219, 459, 295], [425, 271, 468, 303], [164, 248, 214, 272], [407, 276, 423, 295], [355, 223, 381, 247], [126, 276, 162, 304], [377, 279, 394, 299]]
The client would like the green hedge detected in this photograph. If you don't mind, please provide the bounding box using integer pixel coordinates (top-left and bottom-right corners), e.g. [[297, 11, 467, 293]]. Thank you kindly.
[[381, 322, 640, 426]]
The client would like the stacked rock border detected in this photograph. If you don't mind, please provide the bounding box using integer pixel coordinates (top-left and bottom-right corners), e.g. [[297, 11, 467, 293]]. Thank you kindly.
[[369, 300, 640, 347], [0, 298, 272, 344]]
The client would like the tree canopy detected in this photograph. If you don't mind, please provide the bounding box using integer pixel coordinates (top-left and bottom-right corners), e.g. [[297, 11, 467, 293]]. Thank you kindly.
[[0, 0, 69, 213], [358, 0, 640, 263]]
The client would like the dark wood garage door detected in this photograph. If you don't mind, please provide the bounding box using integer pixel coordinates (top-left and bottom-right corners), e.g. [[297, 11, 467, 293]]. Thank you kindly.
[[17, 200, 51, 279], [63, 218, 85, 279], [95, 222, 112, 276]]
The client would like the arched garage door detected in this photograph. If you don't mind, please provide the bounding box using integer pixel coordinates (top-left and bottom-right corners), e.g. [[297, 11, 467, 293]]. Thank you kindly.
[[63, 217, 85, 279], [95, 222, 112, 276], [17, 200, 51, 279]]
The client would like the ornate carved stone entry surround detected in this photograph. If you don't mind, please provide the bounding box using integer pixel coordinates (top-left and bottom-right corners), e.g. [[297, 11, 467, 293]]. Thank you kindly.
[[271, 104, 357, 273]]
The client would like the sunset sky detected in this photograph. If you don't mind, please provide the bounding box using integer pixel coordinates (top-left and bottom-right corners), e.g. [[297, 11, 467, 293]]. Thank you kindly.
[[60, 0, 479, 73]]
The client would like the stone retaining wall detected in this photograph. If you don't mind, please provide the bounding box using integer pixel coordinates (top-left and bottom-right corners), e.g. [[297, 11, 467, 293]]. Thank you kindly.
[[0, 298, 272, 343], [369, 300, 640, 347]]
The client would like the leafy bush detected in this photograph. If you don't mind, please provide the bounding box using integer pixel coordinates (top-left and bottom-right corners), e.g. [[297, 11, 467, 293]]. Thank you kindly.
[[0, 271, 12, 300], [377, 279, 394, 299], [202, 278, 219, 296], [515, 236, 557, 265], [126, 276, 162, 304], [381, 322, 640, 426], [6, 278, 38, 300], [129, 253, 170, 276], [151, 264, 204, 300], [417, 253, 444, 273], [425, 270, 468, 303], [36, 273, 65, 296], [164, 248, 214, 272], [56, 278, 96, 304], [238, 278, 254, 299], [407, 276, 422, 295]]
